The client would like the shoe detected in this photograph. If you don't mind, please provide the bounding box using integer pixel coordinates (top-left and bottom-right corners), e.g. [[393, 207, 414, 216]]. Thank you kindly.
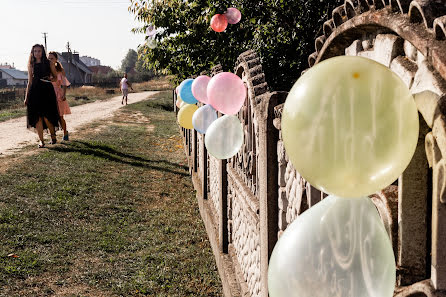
[[63, 132, 69, 141], [38, 141, 45, 148]]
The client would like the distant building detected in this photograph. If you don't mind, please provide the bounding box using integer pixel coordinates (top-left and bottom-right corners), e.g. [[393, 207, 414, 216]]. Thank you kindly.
[[0, 68, 28, 87], [58, 52, 92, 85], [0, 63, 16, 69], [89, 65, 114, 75], [80, 56, 100, 67]]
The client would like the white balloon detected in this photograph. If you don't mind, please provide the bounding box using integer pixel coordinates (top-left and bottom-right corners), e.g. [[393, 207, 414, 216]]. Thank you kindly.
[[192, 104, 217, 134], [268, 195, 396, 297], [205, 115, 243, 159], [147, 37, 157, 49]]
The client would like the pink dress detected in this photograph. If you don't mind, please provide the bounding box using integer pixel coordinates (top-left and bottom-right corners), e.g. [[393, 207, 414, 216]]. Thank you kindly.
[[52, 72, 71, 116]]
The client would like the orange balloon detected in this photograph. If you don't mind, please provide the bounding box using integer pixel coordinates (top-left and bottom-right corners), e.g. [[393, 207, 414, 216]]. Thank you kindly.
[[211, 14, 228, 32]]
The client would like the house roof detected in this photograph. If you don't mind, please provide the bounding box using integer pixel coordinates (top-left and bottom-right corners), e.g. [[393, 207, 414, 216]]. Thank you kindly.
[[57, 52, 92, 75], [0, 68, 28, 80]]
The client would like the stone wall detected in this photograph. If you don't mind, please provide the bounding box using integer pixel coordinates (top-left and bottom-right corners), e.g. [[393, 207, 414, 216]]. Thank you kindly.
[[178, 1, 446, 296]]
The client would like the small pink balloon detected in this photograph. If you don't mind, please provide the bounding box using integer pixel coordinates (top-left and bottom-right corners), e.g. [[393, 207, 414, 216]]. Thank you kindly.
[[192, 75, 211, 104], [146, 25, 157, 37], [210, 14, 228, 32], [225, 8, 241, 24], [175, 86, 179, 94], [207, 72, 247, 115]]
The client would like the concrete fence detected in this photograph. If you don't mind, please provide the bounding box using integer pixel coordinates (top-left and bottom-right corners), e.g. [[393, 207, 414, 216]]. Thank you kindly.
[[177, 1, 446, 296]]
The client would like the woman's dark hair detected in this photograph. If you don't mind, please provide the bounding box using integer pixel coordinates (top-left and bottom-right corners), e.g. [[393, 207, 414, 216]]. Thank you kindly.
[[48, 51, 64, 72], [28, 44, 49, 70]]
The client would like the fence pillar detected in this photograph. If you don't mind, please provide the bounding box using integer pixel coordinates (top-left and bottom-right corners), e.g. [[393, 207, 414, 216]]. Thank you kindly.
[[258, 92, 287, 297]]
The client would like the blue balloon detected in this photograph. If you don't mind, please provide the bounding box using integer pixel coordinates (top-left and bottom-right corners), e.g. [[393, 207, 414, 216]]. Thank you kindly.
[[179, 79, 198, 104], [192, 104, 218, 134]]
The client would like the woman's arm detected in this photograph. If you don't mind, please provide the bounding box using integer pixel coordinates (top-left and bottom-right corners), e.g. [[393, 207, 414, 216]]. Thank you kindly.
[[49, 61, 57, 79], [24, 64, 33, 105]]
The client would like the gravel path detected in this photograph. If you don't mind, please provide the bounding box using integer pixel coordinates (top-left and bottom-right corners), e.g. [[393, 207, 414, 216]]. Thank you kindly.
[[0, 91, 159, 155]]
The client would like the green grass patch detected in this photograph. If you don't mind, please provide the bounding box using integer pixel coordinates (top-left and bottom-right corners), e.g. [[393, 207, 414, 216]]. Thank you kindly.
[[0, 91, 222, 296]]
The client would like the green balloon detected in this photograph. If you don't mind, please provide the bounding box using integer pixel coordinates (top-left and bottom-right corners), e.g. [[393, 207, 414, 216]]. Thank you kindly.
[[282, 56, 419, 197]]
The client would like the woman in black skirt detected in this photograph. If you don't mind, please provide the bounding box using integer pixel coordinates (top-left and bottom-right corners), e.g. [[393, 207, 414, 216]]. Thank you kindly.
[[24, 44, 60, 148]]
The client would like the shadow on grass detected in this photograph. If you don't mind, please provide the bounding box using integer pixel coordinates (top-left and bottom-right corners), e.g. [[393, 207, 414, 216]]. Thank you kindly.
[[49, 140, 189, 176]]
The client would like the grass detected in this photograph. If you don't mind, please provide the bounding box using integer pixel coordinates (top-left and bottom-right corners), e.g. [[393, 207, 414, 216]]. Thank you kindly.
[[0, 91, 222, 296], [0, 76, 175, 123]]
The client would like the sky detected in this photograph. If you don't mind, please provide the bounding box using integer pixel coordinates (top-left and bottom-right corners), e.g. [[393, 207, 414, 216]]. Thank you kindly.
[[0, 0, 146, 71]]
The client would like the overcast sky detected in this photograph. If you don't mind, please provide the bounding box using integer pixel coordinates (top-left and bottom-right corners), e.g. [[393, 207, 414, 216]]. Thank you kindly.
[[0, 0, 146, 71]]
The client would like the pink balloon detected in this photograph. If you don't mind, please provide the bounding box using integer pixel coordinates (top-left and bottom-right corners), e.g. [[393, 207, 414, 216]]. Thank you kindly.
[[175, 86, 179, 94], [210, 14, 228, 32], [225, 8, 241, 24], [207, 72, 246, 115], [192, 75, 211, 104]]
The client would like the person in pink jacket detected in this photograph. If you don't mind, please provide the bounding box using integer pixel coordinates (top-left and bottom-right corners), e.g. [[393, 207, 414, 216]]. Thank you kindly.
[[48, 51, 71, 141]]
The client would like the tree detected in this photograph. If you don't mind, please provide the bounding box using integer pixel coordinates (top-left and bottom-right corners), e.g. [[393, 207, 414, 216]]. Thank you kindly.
[[121, 49, 138, 73], [129, 0, 342, 91]]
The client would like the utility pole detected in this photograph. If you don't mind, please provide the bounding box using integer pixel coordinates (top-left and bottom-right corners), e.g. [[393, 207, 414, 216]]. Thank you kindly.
[[42, 32, 48, 52]]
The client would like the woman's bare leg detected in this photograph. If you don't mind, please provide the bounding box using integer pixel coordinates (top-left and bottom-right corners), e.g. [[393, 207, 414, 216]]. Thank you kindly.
[[43, 117, 56, 140], [60, 115, 67, 135], [36, 118, 44, 143]]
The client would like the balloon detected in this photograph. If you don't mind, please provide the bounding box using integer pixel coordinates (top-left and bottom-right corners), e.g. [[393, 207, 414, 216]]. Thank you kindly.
[[210, 14, 228, 32], [281, 56, 419, 198], [191, 75, 211, 104], [179, 79, 198, 104], [179, 101, 187, 109], [225, 8, 241, 24], [205, 115, 243, 159], [147, 37, 157, 49], [178, 104, 198, 129], [175, 86, 179, 94], [192, 105, 218, 134], [207, 72, 246, 115], [146, 25, 157, 37], [176, 96, 183, 108], [268, 195, 396, 297]]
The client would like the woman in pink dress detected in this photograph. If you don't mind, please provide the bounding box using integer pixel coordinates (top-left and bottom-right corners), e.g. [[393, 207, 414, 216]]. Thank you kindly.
[[48, 51, 71, 141]]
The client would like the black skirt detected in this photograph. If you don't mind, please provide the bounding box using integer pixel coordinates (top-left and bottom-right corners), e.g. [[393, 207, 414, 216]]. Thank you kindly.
[[26, 78, 60, 130]]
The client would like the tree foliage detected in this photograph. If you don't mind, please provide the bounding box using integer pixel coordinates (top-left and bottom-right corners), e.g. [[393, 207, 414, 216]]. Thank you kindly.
[[129, 0, 342, 91], [121, 49, 138, 73]]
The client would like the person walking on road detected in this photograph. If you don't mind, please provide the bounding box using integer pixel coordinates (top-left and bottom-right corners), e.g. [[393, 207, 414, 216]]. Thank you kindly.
[[120, 73, 133, 105], [48, 51, 71, 141], [24, 44, 60, 148]]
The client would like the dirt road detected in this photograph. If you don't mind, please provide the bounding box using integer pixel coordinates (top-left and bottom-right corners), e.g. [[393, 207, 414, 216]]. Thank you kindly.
[[0, 91, 159, 155]]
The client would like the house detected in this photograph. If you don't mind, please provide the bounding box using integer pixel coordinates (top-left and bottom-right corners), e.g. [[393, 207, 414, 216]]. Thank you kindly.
[[0, 68, 28, 87], [89, 65, 114, 75], [80, 56, 100, 67], [58, 52, 92, 85]]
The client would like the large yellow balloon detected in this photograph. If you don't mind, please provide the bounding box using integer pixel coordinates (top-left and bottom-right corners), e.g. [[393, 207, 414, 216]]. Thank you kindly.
[[178, 104, 198, 129], [282, 56, 419, 197]]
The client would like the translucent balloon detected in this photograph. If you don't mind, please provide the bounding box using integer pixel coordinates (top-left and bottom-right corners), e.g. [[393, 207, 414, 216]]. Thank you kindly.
[[282, 56, 419, 198], [179, 101, 187, 109], [175, 86, 179, 94], [207, 72, 246, 115], [192, 75, 211, 104], [205, 115, 243, 159], [179, 78, 198, 104], [225, 7, 241, 24], [146, 25, 157, 37], [147, 37, 157, 49], [192, 104, 217, 134], [268, 195, 396, 297], [210, 14, 228, 32], [178, 104, 198, 129]]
